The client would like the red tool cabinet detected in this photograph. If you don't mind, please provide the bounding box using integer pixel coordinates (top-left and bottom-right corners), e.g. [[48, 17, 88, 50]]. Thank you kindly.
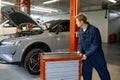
[[40, 52, 82, 80]]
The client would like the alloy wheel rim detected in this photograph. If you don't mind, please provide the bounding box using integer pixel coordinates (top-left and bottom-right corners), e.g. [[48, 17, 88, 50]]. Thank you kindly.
[[28, 53, 40, 73]]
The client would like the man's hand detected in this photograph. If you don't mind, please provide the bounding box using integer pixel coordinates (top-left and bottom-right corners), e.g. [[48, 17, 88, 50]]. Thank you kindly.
[[81, 55, 87, 60], [76, 51, 83, 56]]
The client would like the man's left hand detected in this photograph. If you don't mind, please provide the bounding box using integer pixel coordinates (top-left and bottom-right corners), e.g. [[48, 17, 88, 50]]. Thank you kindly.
[[81, 55, 87, 60]]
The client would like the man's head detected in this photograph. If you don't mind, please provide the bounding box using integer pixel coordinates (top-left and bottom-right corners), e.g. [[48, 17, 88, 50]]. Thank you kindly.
[[75, 13, 87, 28]]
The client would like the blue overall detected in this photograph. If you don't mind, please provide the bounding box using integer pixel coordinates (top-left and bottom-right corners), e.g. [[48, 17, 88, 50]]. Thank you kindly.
[[77, 23, 111, 80]]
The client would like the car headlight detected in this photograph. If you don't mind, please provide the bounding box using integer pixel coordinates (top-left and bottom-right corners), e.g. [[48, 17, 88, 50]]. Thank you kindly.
[[1, 41, 21, 46]]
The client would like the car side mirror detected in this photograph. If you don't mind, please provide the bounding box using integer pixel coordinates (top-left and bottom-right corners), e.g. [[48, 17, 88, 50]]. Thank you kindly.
[[55, 25, 63, 34], [55, 29, 59, 34]]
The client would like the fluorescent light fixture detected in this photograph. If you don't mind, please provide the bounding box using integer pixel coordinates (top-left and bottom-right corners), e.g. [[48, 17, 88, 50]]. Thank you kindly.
[[1, 1, 14, 5], [30, 14, 40, 18], [43, 0, 60, 4], [31, 6, 58, 13], [108, 0, 117, 3], [0, 1, 14, 8], [31, 8, 52, 13], [1, 1, 58, 13]]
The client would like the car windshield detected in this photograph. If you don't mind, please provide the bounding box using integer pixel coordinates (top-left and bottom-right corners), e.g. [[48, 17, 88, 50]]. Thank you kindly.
[[45, 20, 60, 29], [37, 22, 48, 30], [45, 20, 69, 32]]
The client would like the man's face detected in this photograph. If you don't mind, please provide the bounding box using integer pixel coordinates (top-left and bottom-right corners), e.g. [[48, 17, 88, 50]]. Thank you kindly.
[[76, 19, 83, 28]]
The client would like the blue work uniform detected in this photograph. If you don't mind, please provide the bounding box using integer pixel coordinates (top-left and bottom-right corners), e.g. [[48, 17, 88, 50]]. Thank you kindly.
[[77, 23, 111, 80]]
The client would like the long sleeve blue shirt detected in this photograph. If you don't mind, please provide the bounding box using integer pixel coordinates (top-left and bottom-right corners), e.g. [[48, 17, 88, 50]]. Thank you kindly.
[[77, 23, 103, 58]]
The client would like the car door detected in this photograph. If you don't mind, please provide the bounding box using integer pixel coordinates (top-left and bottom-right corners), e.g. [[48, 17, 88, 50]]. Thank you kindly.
[[50, 20, 70, 52]]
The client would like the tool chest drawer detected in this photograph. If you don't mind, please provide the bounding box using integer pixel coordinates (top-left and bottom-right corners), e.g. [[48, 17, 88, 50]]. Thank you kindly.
[[40, 52, 82, 80]]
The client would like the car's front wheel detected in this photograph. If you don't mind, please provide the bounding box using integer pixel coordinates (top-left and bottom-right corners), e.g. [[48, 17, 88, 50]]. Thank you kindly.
[[24, 49, 43, 74]]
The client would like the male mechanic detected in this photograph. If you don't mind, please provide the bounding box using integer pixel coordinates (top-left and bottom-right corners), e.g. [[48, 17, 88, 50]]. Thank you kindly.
[[75, 13, 111, 80]]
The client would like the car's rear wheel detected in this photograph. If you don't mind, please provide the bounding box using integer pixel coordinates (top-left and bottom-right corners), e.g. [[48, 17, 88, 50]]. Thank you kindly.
[[24, 49, 43, 74]]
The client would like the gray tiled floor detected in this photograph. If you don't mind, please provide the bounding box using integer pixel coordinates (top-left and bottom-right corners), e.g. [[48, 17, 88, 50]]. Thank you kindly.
[[0, 43, 120, 80]]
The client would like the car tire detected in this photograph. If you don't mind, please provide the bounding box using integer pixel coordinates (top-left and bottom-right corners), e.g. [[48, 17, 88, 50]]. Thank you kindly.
[[24, 48, 43, 74]]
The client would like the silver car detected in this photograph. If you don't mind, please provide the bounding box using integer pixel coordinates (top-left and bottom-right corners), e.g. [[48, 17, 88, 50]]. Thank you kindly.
[[0, 6, 70, 74]]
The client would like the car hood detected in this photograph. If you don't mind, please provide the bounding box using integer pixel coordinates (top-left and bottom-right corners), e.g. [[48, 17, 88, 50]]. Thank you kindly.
[[0, 34, 24, 42], [1, 6, 38, 29]]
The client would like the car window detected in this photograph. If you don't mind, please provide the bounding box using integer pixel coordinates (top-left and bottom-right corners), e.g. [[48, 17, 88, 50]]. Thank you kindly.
[[36, 20, 47, 30], [40, 23, 47, 30], [59, 21, 69, 32], [46, 21, 58, 29], [46, 20, 69, 32], [46, 23, 51, 29]]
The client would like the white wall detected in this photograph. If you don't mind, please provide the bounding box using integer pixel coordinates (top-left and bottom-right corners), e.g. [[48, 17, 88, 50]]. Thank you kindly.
[[0, 27, 16, 35], [84, 10, 108, 43], [109, 12, 120, 42]]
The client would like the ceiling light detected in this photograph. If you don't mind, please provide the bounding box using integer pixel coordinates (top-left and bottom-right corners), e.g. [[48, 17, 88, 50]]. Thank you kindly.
[[31, 8, 52, 13], [43, 0, 60, 4], [108, 0, 117, 3], [0, 1, 58, 13], [30, 14, 40, 18], [1, 1, 14, 5], [31, 6, 58, 13]]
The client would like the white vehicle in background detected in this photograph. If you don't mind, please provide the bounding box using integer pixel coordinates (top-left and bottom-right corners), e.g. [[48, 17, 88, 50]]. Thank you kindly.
[[0, 19, 47, 36], [0, 20, 16, 35]]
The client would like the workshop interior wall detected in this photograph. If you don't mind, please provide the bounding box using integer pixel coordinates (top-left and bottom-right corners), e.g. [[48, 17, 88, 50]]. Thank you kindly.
[[84, 10, 108, 43], [109, 12, 120, 42]]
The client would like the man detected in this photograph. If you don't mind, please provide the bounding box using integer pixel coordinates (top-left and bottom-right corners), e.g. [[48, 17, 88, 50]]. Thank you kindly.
[[75, 13, 111, 80]]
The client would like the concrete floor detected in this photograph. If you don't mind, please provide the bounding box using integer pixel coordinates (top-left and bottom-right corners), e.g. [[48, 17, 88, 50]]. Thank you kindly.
[[0, 43, 120, 80]]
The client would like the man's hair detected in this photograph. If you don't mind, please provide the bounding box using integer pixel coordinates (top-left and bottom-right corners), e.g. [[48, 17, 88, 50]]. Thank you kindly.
[[75, 13, 87, 23]]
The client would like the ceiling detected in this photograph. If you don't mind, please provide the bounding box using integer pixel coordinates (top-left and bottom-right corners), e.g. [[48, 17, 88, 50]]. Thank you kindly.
[[1, 0, 120, 15]]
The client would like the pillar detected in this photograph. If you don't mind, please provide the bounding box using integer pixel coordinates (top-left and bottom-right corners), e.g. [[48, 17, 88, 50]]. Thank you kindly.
[[70, 0, 80, 52]]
